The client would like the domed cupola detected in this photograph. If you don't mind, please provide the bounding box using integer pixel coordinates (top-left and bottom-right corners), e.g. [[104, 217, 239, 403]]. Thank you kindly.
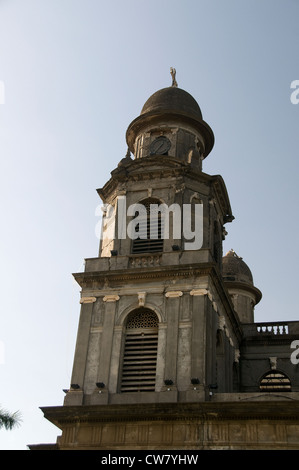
[[125, 68, 214, 170], [222, 250, 262, 323], [140, 86, 203, 119], [222, 249, 254, 285]]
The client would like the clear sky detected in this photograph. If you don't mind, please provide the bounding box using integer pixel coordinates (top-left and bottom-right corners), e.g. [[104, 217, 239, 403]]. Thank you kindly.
[[0, 0, 298, 450]]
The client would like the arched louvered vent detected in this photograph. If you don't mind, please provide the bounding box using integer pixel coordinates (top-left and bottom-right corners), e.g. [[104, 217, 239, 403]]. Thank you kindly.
[[121, 308, 158, 393], [259, 370, 291, 392], [131, 198, 164, 254]]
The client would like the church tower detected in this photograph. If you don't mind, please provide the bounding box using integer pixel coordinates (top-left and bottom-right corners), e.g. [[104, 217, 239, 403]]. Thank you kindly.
[[32, 71, 299, 450], [66, 70, 243, 406]]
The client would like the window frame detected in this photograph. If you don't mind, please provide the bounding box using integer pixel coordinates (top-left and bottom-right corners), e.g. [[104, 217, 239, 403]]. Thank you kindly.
[[120, 308, 159, 393]]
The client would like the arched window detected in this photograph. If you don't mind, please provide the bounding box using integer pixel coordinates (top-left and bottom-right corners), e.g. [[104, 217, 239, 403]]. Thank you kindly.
[[120, 308, 159, 393], [131, 198, 164, 254], [259, 370, 291, 392]]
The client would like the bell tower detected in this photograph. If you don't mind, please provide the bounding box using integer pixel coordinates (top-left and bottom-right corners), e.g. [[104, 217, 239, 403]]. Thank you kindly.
[[36, 71, 252, 449], [30, 71, 299, 451]]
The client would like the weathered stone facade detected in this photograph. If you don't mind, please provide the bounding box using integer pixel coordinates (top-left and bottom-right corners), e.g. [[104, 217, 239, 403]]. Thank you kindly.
[[29, 77, 299, 450], [38, 401, 299, 450]]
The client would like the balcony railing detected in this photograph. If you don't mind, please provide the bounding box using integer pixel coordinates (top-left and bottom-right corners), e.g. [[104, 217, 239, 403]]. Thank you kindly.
[[256, 322, 289, 335]]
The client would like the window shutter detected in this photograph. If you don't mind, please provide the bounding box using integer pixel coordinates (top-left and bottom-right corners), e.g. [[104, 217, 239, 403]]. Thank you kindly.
[[259, 371, 291, 392], [131, 199, 164, 254], [121, 309, 158, 393]]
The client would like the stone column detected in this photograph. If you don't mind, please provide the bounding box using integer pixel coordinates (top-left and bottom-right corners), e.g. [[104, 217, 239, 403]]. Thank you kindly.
[[65, 297, 96, 405], [190, 289, 207, 386], [97, 295, 119, 389], [70, 297, 96, 387], [163, 291, 182, 390]]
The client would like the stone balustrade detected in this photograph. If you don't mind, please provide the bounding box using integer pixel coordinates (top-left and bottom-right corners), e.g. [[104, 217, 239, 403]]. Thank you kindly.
[[243, 321, 299, 337]]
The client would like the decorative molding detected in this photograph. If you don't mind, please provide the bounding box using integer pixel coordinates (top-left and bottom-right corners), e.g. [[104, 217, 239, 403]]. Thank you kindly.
[[80, 297, 97, 304], [74, 263, 217, 285], [190, 288, 208, 296], [190, 288, 218, 311], [175, 183, 185, 194], [73, 263, 243, 344], [129, 255, 160, 268], [190, 192, 203, 204], [218, 315, 226, 330], [90, 326, 103, 333], [138, 292, 146, 307], [103, 295, 120, 303], [165, 291, 183, 298], [269, 357, 277, 370]]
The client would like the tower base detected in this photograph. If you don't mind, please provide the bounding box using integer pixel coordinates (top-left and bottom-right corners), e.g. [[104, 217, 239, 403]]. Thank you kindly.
[[29, 400, 299, 450]]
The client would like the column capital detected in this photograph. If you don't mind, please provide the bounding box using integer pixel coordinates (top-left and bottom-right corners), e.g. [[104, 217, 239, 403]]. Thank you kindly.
[[103, 294, 120, 302], [190, 288, 208, 296], [80, 296, 97, 304], [165, 291, 183, 298]]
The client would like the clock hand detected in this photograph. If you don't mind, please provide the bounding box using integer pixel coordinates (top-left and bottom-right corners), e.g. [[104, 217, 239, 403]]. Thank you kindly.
[[156, 142, 165, 152]]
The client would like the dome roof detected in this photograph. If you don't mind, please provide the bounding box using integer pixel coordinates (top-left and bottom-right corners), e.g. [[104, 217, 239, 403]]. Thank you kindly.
[[126, 84, 214, 158], [140, 87, 203, 119], [222, 250, 253, 285]]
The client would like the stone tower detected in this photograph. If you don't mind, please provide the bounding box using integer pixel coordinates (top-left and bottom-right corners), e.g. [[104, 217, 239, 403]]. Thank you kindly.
[[31, 73, 299, 450], [66, 77, 243, 407]]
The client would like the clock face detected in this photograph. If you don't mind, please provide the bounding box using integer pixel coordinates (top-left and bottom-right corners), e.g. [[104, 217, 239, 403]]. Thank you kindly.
[[150, 136, 171, 155]]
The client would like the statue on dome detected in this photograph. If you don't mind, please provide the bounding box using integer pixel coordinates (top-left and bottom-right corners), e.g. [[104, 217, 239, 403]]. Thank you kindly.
[[170, 67, 178, 87]]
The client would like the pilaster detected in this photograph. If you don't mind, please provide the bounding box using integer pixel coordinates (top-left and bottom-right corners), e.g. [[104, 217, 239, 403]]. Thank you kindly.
[[70, 298, 95, 388], [65, 298, 96, 405], [190, 289, 207, 385], [97, 295, 119, 389], [164, 291, 183, 389]]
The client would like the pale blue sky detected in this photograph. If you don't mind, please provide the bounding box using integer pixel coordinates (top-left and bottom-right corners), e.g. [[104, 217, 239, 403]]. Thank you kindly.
[[0, 0, 298, 449]]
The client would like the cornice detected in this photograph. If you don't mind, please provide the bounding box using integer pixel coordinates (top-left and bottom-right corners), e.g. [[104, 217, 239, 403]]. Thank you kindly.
[[210, 175, 234, 223], [224, 280, 262, 305], [241, 335, 298, 347], [97, 156, 188, 202], [96, 156, 233, 222], [41, 400, 299, 427], [126, 110, 214, 158], [73, 261, 242, 342], [73, 262, 216, 286]]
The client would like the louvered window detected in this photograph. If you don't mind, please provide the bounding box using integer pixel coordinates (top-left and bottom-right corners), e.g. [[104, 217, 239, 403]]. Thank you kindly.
[[120, 309, 159, 393], [259, 371, 291, 392], [131, 198, 164, 254]]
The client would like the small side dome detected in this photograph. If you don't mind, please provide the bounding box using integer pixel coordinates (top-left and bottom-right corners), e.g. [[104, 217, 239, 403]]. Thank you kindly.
[[222, 249, 253, 285], [141, 87, 203, 120]]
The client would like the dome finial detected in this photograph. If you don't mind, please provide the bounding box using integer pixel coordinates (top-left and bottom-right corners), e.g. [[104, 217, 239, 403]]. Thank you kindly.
[[170, 67, 178, 87]]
